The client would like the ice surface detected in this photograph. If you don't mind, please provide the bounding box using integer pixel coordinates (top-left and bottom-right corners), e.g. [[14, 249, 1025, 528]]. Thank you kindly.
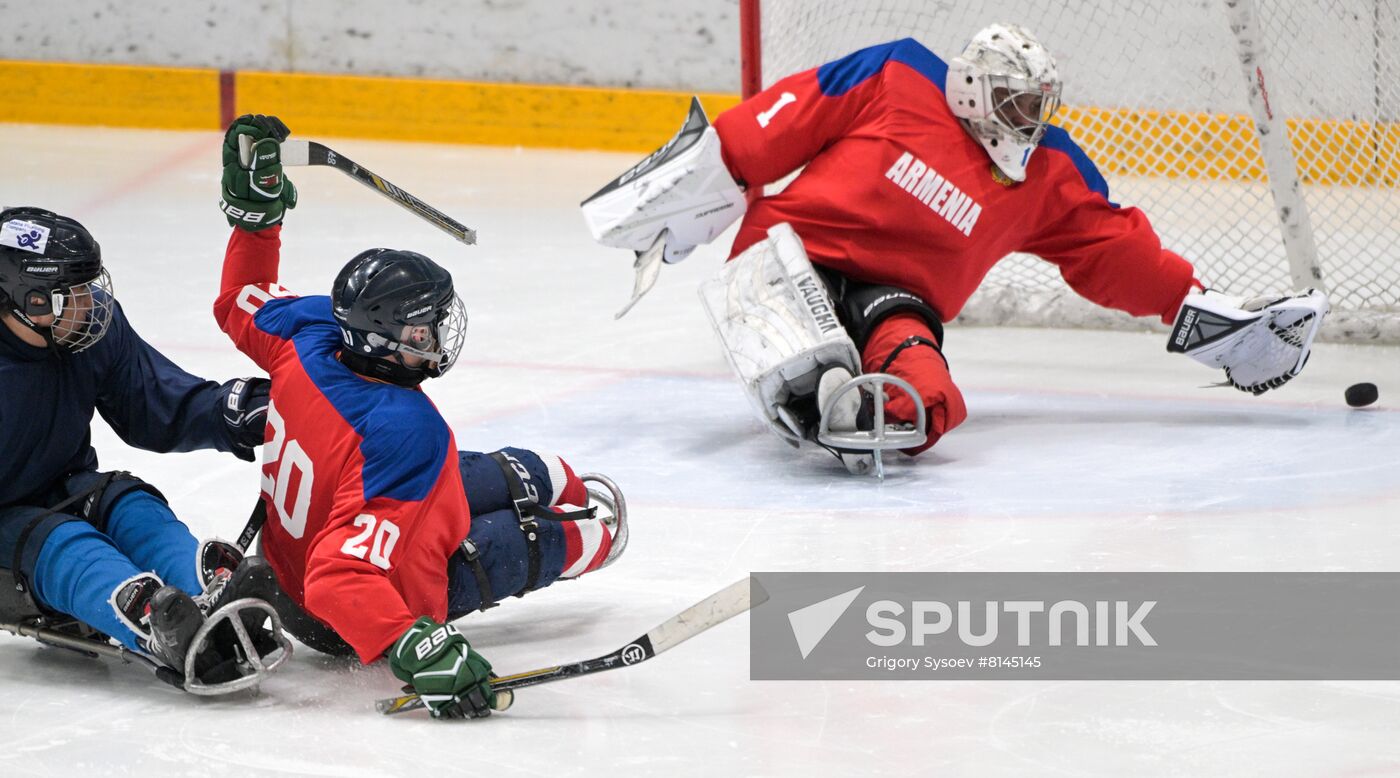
[[2, 124, 1398, 776]]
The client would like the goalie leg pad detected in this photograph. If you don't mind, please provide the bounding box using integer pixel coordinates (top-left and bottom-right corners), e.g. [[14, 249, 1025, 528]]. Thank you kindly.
[[862, 313, 967, 454], [698, 223, 862, 445]]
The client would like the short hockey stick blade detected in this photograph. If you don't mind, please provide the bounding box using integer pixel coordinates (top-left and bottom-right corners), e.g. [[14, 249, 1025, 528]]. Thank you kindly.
[[615, 231, 667, 320], [376, 577, 768, 716], [279, 139, 477, 245]]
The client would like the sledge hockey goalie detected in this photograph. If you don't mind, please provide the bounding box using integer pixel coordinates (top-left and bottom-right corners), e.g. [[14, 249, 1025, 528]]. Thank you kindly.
[[581, 24, 1329, 475]]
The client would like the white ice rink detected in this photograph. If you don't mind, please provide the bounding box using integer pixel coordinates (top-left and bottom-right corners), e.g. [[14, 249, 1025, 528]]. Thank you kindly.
[[3, 124, 1399, 776]]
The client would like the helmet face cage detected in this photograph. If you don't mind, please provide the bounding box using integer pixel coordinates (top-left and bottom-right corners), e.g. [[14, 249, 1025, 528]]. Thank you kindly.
[[988, 75, 1062, 144], [944, 24, 1062, 182], [48, 268, 116, 352], [332, 247, 468, 385], [430, 293, 468, 376], [358, 292, 468, 377]]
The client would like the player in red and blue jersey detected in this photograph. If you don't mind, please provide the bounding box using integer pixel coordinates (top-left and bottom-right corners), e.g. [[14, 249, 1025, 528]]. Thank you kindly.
[[584, 23, 1327, 473], [214, 115, 626, 719]]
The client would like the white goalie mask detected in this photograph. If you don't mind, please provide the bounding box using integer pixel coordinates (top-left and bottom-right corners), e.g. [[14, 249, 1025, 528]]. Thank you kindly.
[[945, 23, 1063, 182]]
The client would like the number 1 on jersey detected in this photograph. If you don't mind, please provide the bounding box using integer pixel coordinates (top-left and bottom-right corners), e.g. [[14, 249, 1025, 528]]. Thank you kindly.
[[757, 92, 797, 128]]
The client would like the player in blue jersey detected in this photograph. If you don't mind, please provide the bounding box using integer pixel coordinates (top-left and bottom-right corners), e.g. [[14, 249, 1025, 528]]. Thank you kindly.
[[0, 207, 285, 693]]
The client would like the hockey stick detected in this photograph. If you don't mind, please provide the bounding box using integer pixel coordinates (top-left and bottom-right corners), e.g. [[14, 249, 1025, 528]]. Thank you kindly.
[[375, 577, 768, 716], [0, 616, 185, 688], [239, 135, 476, 245], [614, 230, 667, 320]]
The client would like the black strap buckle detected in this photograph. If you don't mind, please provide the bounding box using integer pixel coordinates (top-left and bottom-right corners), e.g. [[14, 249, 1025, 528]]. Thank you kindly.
[[875, 334, 946, 374], [488, 453, 545, 596], [458, 538, 497, 611]]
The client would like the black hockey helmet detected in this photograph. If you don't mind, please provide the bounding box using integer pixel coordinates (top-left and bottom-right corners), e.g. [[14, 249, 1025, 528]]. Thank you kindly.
[[331, 247, 467, 387], [0, 206, 114, 352]]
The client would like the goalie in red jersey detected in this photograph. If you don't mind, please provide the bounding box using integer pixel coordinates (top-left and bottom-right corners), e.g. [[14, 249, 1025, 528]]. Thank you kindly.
[[583, 23, 1329, 476], [214, 115, 627, 718]]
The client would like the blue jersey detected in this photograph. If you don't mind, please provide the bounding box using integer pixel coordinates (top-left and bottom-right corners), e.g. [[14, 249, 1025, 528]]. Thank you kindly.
[[0, 301, 244, 508]]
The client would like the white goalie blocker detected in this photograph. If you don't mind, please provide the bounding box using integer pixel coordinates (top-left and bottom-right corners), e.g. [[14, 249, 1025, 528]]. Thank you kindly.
[[1168, 289, 1330, 394], [699, 223, 927, 464]]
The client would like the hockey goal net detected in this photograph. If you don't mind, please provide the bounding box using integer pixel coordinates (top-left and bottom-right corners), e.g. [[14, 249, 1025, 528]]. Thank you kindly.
[[741, 0, 1400, 342]]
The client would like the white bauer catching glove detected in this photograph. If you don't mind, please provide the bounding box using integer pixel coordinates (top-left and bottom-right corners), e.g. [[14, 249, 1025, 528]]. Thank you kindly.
[[1167, 288, 1330, 395]]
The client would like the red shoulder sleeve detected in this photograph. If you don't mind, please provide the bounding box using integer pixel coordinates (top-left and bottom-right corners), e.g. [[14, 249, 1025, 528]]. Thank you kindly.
[[213, 227, 297, 371], [714, 65, 876, 189]]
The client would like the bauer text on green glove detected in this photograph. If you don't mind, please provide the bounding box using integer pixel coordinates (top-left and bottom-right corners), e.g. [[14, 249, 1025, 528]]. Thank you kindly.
[[219, 113, 297, 230], [389, 617, 498, 719]]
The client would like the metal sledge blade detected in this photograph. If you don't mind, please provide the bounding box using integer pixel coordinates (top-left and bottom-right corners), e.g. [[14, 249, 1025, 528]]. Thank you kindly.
[[580, 473, 628, 570], [614, 231, 668, 320], [182, 597, 293, 697], [817, 372, 927, 450], [817, 373, 928, 474]]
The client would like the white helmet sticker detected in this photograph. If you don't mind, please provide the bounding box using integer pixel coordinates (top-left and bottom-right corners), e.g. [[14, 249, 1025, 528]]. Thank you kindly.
[[0, 219, 51, 254]]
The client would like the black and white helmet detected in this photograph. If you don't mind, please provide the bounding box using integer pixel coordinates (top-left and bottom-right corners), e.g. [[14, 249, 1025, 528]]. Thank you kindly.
[[0, 207, 115, 352], [331, 248, 467, 387]]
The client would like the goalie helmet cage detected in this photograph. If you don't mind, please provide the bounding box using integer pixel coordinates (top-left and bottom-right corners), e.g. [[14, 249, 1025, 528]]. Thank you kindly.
[[738, 0, 1400, 342]]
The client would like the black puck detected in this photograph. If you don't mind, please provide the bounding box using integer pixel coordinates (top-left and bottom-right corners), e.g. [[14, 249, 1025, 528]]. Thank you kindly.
[[1345, 382, 1379, 408]]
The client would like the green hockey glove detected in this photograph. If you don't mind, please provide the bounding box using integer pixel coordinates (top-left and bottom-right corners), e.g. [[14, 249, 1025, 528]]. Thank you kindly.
[[389, 617, 497, 719], [220, 113, 297, 230]]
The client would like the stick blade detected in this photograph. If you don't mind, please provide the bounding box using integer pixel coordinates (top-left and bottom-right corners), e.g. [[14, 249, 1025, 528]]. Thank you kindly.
[[614, 235, 666, 320], [280, 140, 311, 167], [646, 577, 766, 655]]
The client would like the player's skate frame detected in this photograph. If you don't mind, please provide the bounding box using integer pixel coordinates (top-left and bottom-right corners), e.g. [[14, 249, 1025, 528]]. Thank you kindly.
[[0, 546, 291, 697], [699, 222, 926, 477]]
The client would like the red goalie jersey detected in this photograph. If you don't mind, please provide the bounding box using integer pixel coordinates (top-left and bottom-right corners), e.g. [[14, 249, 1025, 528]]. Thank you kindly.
[[713, 38, 1198, 324]]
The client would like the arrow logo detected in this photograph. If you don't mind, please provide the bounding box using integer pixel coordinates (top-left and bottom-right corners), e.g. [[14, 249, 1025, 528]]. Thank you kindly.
[[787, 586, 864, 659]]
